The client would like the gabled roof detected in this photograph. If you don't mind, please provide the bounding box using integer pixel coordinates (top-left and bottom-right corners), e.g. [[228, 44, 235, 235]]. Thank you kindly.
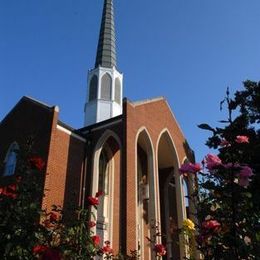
[[0, 96, 58, 125]]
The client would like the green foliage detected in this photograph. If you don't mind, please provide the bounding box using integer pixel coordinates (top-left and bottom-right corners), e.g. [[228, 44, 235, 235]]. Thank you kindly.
[[196, 80, 260, 259], [0, 151, 45, 259], [0, 147, 105, 259], [0, 145, 143, 259]]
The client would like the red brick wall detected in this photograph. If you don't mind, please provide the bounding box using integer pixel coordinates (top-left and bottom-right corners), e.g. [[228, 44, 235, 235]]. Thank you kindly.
[[43, 126, 85, 218], [123, 98, 193, 255], [0, 97, 55, 165], [0, 97, 55, 195]]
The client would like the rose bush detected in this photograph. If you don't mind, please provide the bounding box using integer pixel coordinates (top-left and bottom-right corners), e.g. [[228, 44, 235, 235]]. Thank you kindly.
[[179, 81, 260, 259]]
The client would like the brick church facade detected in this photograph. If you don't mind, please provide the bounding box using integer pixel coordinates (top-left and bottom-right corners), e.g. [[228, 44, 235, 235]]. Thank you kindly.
[[0, 1, 195, 259]]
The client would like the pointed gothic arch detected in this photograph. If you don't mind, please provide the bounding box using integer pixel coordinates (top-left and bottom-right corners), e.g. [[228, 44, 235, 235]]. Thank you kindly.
[[156, 129, 184, 260], [101, 73, 112, 100], [181, 157, 191, 219], [3, 142, 19, 177], [135, 127, 156, 259], [92, 130, 121, 250], [89, 75, 98, 101]]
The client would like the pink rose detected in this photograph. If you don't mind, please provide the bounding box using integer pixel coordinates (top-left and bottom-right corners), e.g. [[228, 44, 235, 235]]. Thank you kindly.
[[179, 162, 201, 174], [235, 135, 249, 143], [202, 220, 221, 231], [238, 166, 253, 187], [239, 166, 253, 178], [238, 177, 250, 187], [205, 154, 222, 170]]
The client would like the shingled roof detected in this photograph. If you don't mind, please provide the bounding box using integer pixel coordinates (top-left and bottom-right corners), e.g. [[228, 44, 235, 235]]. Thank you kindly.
[[95, 0, 117, 68]]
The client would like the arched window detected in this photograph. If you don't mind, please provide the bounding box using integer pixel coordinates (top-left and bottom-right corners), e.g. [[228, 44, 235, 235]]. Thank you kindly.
[[89, 75, 98, 101], [157, 131, 180, 259], [96, 145, 112, 244], [183, 177, 190, 218], [136, 129, 155, 259], [98, 150, 110, 195], [115, 78, 121, 104], [3, 142, 19, 176], [101, 73, 112, 100]]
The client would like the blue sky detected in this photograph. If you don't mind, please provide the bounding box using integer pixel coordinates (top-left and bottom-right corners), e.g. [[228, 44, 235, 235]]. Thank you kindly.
[[1, 0, 260, 162]]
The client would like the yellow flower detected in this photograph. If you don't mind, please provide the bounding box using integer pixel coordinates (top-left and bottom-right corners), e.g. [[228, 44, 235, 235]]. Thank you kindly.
[[183, 218, 195, 231]]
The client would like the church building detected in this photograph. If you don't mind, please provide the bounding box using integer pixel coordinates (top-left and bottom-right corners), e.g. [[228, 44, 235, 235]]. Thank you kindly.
[[0, 0, 195, 259]]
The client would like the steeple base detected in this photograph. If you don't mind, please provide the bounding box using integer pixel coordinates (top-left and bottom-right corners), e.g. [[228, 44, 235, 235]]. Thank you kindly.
[[84, 66, 123, 127]]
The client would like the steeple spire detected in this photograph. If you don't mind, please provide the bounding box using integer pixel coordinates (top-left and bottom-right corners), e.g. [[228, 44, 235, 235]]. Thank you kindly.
[[95, 0, 117, 68], [84, 0, 123, 127]]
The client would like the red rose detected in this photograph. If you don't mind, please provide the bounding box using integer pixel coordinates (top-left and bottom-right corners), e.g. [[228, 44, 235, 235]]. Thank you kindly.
[[102, 245, 113, 254], [154, 244, 166, 256], [92, 235, 101, 247], [202, 220, 221, 231], [49, 212, 58, 223], [42, 248, 61, 260], [32, 245, 48, 254], [95, 191, 104, 197], [29, 156, 45, 171], [87, 196, 99, 206], [0, 184, 17, 199], [42, 219, 51, 228], [102, 241, 113, 254], [88, 221, 96, 228]]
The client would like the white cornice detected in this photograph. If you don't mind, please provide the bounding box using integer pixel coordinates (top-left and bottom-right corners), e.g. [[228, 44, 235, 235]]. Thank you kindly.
[[57, 125, 86, 142]]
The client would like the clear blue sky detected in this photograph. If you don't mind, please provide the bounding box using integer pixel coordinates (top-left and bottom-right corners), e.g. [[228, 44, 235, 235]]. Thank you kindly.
[[1, 0, 260, 162]]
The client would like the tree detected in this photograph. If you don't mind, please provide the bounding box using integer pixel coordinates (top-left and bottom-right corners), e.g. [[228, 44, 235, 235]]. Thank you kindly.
[[195, 80, 260, 259]]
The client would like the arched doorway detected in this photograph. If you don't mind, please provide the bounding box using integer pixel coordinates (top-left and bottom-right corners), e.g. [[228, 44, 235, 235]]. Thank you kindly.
[[136, 129, 156, 259], [96, 143, 113, 244], [92, 132, 121, 252], [157, 131, 180, 260]]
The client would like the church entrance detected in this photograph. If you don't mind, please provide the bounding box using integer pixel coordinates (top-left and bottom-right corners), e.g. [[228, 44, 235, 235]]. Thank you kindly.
[[93, 133, 121, 253], [157, 131, 180, 260], [136, 129, 156, 260]]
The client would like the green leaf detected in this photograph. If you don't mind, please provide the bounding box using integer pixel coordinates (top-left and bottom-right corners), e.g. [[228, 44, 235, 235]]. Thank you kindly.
[[256, 232, 260, 242], [218, 120, 229, 123], [243, 192, 252, 198], [197, 123, 215, 132]]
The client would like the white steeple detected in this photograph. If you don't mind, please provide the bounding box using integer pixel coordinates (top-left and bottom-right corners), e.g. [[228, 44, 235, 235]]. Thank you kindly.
[[84, 0, 123, 127]]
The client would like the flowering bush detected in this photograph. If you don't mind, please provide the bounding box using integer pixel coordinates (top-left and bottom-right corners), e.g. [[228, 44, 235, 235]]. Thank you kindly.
[[180, 82, 260, 259], [0, 145, 112, 259]]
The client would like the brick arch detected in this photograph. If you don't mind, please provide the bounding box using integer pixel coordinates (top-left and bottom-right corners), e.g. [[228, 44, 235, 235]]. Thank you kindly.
[[156, 129, 185, 260], [92, 129, 121, 252], [135, 127, 156, 259]]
